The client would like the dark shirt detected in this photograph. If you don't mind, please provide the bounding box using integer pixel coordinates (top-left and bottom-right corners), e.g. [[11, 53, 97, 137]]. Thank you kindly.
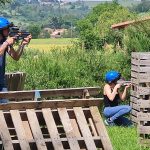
[[0, 39, 7, 90], [104, 94, 120, 107]]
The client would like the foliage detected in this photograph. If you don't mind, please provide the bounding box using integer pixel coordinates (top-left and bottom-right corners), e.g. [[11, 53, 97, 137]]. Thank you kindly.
[[28, 24, 41, 39], [0, 0, 10, 5], [77, 2, 136, 50], [6, 38, 131, 98], [132, 0, 150, 13], [123, 20, 150, 54]]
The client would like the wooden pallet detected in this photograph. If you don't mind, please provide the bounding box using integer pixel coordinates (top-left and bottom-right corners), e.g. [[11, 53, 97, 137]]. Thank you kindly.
[[0, 99, 113, 150], [0, 87, 101, 101], [5, 72, 26, 91], [137, 111, 150, 146]]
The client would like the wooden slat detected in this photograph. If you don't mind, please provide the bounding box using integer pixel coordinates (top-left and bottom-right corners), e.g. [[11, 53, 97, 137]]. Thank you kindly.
[[88, 118, 98, 136], [10, 110, 30, 150], [42, 108, 64, 150], [74, 107, 97, 150], [0, 137, 101, 145], [22, 121, 33, 140], [138, 125, 150, 134], [131, 115, 138, 123], [90, 106, 113, 150], [26, 109, 47, 150], [132, 52, 150, 59], [58, 108, 80, 150], [131, 109, 139, 117], [0, 87, 100, 99], [0, 99, 102, 110], [0, 110, 14, 150], [131, 65, 150, 73], [70, 119, 81, 138], [137, 100, 150, 109], [132, 59, 150, 66], [138, 112, 150, 121]]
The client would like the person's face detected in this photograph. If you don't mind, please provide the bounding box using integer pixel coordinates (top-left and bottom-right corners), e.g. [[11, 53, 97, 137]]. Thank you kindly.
[[2, 28, 9, 37]]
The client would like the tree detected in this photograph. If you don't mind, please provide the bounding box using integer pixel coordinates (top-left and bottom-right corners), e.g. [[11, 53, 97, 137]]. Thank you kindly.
[[0, 0, 10, 4], [28, 24, 41, 39], [49, 17, 64, 29], [77, 2, 136, 50]]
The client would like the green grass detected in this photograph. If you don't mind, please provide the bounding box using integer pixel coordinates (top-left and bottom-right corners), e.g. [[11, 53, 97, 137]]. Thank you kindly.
[[107, 126, 150, 150]]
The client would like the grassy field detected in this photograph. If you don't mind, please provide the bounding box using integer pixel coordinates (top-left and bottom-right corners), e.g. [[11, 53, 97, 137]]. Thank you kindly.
[[28, 38, 78, 51]]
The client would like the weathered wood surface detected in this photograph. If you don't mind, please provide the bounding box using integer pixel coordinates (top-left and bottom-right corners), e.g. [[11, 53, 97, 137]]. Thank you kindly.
[[0, 100, 113, 150], [0, 87, 100, 100], [131, 86, 150, 96], [137, 100, 150, 109], [132, 52, 150, 60], [131, 65, 150, 73], [5, 72, 26, 91], [0, 98, 102, 110]]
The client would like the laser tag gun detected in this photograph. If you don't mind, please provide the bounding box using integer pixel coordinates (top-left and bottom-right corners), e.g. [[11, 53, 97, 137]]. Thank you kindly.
[[9, 26, 30, 41], [117, 80, 131, 86]]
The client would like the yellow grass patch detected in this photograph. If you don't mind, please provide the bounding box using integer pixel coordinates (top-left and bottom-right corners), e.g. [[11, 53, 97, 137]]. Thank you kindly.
[[28, 44, 72, 51]]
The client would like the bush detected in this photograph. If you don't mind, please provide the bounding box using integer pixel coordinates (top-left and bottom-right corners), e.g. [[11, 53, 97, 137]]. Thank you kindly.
[[6, 46, 131, 97]]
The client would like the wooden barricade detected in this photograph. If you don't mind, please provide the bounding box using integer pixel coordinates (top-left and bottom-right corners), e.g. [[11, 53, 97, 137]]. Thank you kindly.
[[0, 99, 113, 150], [5, 72, 26, 91], [0, 87, 101, 101], [130, 52, 150, 124], [131, 52, 150, 146]]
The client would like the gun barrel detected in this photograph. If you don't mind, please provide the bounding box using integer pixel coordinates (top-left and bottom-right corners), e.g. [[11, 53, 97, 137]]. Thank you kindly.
[[117, 80, 131, 85]]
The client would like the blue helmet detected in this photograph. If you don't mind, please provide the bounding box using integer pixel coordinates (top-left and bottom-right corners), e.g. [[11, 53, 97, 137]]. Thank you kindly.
[[0, 17, 13, 30], [105, 70, 121, 83]]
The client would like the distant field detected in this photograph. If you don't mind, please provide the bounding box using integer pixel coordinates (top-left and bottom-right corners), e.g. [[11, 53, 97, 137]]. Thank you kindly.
[[28, 38, 78, 51]]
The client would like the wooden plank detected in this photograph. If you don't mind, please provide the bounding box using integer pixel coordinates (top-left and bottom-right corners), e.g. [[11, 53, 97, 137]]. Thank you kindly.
[[22, 121, 33, 140], [0, 87, 100, 99], [10, 110, 30, 150], [88, 118, 98, 136], [131, 115, 138, 123], [137, 100, 150, 109], [131, 65, 150, 73], [0, 136, 101, 145], [26, 109, 47, 150], [0, 99, 102, 110], [132, 52, 150, 59], [42, 108, 64, 150], [70, 119, 81, 137], [130, 96, 138, 104], [90, 106, 113, 150], [74, 107, 97, 150], [138, 125, 150, 134], [138, 112, 150, 121], [0, 110, 14, 150], [132, 59, 150, 66], [131, 109, 139, 117], [58, 108, 80, 150]]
